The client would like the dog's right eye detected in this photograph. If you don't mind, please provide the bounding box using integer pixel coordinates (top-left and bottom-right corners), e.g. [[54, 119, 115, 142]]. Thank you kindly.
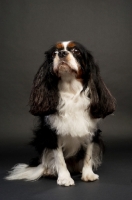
[[52, 50, 58, 58]]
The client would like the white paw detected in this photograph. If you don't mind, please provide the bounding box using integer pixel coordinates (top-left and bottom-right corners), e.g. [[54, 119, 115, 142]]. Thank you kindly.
[[82, 168, 99, 182], [57, 176, 75, 186]]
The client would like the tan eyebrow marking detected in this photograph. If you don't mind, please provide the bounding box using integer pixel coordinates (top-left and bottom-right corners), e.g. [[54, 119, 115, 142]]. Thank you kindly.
[[67, 42, 76, 49], [56, 43, 64, 50]]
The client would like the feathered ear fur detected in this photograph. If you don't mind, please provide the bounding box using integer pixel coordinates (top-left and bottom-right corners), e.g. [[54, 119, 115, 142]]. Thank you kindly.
[[85, 53, 116, 119], [29, 61, 59, 116]]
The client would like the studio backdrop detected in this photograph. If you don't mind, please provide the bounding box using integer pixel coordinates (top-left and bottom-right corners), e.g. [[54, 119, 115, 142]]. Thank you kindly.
[[0, 0, 132, 146]]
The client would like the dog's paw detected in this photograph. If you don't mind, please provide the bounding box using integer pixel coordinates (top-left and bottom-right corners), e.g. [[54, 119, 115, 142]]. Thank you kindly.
[[57, 176, 75, 186], [81, 168, 99, 182]]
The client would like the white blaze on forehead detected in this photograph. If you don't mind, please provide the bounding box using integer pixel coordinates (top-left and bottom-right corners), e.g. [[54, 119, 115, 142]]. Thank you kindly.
[[62, 41, 71, 50]]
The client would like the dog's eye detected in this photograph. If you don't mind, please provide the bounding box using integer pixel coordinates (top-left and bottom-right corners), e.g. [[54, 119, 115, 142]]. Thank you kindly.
[[71, 48, 80, 55], [52, 50, 58, 58]]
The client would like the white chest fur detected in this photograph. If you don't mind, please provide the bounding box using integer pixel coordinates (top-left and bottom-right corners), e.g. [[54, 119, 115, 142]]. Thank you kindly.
[[47, 78, 99, 138]]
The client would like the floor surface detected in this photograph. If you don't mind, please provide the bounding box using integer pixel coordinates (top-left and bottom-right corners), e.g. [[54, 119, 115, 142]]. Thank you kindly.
[[1, 137, 132, 200]]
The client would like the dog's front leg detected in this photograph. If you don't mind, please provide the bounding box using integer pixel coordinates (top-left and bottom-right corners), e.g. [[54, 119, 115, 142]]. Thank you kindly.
[[54, 147, 75, 186], [81, 143, 99, 182]]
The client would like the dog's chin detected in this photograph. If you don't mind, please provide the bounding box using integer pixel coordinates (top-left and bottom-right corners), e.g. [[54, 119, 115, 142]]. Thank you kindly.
[[55, 63, 77, 78]]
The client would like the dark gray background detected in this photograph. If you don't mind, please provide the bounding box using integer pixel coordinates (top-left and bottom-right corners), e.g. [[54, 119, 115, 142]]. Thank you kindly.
[[0, 0, 132, 199]]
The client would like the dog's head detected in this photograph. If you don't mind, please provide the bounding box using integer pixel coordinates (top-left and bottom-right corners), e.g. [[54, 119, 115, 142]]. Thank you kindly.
[[29, 41, 116, 118]]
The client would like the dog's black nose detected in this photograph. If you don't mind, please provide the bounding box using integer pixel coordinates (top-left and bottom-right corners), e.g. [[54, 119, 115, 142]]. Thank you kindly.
[[58, 51, 68, 58]]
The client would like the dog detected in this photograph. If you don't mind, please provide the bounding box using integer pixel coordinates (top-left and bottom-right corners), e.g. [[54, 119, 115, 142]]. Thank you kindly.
[[5, 41, 116, 186]]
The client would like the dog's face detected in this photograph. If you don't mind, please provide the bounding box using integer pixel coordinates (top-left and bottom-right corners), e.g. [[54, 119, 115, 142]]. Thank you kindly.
[[45, 41, 87, 80], [53, 41, 81, 77]]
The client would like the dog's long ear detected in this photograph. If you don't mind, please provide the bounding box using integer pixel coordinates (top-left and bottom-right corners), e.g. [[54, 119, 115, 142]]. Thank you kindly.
[[29, 61, 59, 116], [86, 53, 116, 119]]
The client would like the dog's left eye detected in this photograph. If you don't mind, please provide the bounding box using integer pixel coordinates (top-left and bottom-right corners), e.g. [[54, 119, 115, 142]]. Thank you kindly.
[[71, 48, 80, 55]]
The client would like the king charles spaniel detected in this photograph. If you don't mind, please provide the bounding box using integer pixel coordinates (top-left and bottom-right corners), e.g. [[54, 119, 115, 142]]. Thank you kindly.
[[6, 41, 116, 186]]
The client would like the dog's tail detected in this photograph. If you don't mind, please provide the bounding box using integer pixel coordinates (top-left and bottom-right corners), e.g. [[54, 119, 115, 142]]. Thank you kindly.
[[5, 164, 44, 181]]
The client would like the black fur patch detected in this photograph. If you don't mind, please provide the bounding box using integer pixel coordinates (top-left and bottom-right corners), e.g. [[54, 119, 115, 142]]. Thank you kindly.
[[30, 116, 58, 155], [92, 129, 105, 154]]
